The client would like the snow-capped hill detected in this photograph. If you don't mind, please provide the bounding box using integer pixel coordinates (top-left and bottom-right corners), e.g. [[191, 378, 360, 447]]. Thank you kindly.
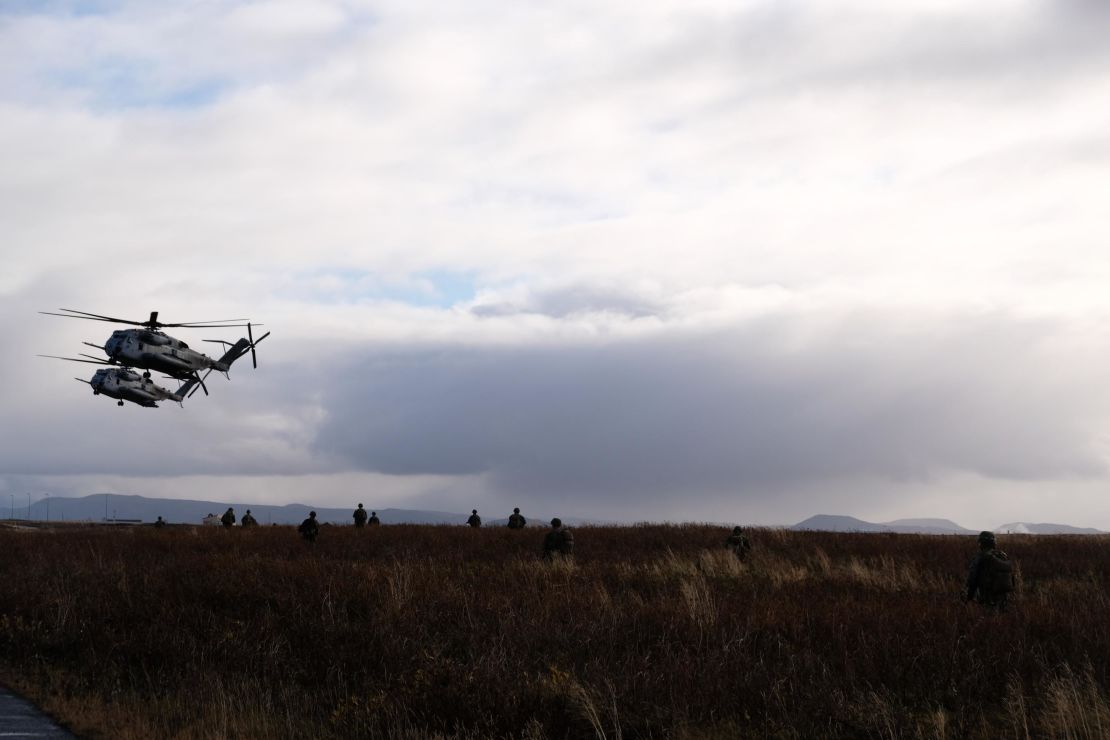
[[995, 522, 1103, 535]]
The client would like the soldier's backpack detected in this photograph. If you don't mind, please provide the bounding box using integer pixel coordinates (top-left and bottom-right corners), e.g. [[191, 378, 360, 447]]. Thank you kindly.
[[559, 528, 574, 554], [978, 550, 1014, 596]]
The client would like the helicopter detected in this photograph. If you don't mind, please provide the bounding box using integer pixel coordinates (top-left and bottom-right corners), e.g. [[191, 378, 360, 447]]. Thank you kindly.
[[40, 308, 269, 406], [40, 308, 269, 380], [80, 366, 189, 408]]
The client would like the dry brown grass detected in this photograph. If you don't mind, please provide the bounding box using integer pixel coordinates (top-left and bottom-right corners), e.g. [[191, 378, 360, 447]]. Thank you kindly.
[[0, 524, 1108, 738]]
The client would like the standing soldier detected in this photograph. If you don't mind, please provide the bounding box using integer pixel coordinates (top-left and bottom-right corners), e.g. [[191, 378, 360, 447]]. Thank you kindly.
[[368, 511, 381, 526], [507, 508, 526, 529], [298, 511, 320, 543], [726, 526, 752, 560], [543, 518, 574, 560], [241, 509, 258, 528], [966, 531, 1014, 611], [153, 516, 166, 529], [353, 503, 368, 528], [221, 507, 236, 529], [467, 509, 482, 528]]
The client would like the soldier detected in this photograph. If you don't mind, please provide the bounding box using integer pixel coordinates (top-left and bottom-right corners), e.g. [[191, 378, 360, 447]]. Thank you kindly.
[[153, 516, 166, 529], [241, 509, 258, 528], [507, 507, 526, 529], [966, 531, 1014, 611], [368, 511, 381, 526], [726, 526, 752, 560], [298, 511, 319, 543], [543, 518, 574, 560], [353, 503, 368, 528], [467, 509, 482, 528], [220, 507, 236, 529]]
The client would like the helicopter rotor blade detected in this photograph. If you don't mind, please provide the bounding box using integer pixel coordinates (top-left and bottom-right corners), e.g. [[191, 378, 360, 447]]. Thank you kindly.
[[186, 370, 211, 398], [39, 354, 113, 366], [248, 325, 271, 369], [40, 309, 144, 326], [160, 319, 255, 328]]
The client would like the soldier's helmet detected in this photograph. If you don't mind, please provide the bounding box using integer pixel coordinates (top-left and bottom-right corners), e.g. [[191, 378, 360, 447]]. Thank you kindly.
[[732, 526, 743, 534], [358, 503, 364, 508], [978, 530, 996, 546], [371, 511, 376, 516], [246, 509, 251, 514], [551, 517, 562, 527], [228, 507, 234, 511], [310, 511, 317, 518], [513, 507, 520, 513], [472, 509, 478, 514]]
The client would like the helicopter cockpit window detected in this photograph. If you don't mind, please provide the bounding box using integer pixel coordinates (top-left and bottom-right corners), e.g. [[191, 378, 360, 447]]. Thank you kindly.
[[179, 341, 189, 349]]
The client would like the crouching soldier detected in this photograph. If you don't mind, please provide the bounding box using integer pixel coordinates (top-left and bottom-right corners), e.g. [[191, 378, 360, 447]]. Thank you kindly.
[[543, 518, 574, 561], [966, 531, 1014, 611], [726, 526, 752, 560]]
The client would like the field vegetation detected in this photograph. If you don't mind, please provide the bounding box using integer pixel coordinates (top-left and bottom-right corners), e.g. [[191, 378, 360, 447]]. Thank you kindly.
[[1, 523, 1109, 738]]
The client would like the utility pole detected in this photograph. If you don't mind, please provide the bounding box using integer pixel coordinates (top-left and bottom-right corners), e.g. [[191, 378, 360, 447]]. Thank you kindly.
[[45, 494, 50, 522], [26, 493, 30, 521], [9, 494, 12, 520]]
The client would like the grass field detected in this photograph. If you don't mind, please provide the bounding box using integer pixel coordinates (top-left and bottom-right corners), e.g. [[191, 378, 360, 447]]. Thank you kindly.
[[1, 523, 1109, 738]]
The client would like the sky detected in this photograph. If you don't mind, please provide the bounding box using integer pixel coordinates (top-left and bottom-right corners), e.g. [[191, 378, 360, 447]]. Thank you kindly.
[[2, 0, 1110, 529]]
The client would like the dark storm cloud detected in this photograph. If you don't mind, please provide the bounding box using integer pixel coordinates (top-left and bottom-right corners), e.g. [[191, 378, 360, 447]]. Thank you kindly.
[[312, 309, 1109, 509]]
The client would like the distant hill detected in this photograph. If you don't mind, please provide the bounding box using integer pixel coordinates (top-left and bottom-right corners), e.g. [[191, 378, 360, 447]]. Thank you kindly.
[[995, 522, 1104, 535], [25, 494, 466, 526], [23, 494, 597, 528], [882, 518, 976, 535], [791, 515, 891, 533], [793, 515, 1101, 535]]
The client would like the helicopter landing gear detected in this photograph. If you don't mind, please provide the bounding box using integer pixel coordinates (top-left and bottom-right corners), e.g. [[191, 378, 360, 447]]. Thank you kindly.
[[117, 400, 124, 406]]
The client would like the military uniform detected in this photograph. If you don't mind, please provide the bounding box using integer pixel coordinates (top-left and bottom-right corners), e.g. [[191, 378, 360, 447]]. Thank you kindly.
[[726, 527, 751, 559], [966, 531, 1013, 611], [507, 508, 526, 529], [221, 508, 236, 528], [467, 510, 482, 528], [543, 518, 574, 560], [299, 512, 319, 542], [368, 512, 380, 526], [241, 511, 258, 527], [353, 504, 368, 528]]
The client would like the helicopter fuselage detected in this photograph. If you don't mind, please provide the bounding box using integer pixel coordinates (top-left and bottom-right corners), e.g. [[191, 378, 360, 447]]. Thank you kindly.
[[89, 367, 184, 408], [104, 329, 230, 377]]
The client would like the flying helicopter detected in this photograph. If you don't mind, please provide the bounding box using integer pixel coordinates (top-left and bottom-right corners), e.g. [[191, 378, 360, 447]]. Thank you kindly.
[[40, 308, 269, 380], [40, 308, 269, 406], [80, 366, 189, 408]]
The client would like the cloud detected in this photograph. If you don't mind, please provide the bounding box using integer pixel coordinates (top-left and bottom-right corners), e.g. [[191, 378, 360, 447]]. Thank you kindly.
[[2, 1, 1110, 527], [312, 306, 1110, 510]]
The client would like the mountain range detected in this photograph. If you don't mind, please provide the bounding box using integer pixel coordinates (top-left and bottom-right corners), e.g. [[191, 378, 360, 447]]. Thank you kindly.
[[8, 495, 1104, 533], [15, 494, 589, 527], [791, 514, 1103, 535]]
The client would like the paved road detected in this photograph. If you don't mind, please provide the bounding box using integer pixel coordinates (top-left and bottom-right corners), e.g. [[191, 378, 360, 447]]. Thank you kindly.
[[0, 687, 76, 738]]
